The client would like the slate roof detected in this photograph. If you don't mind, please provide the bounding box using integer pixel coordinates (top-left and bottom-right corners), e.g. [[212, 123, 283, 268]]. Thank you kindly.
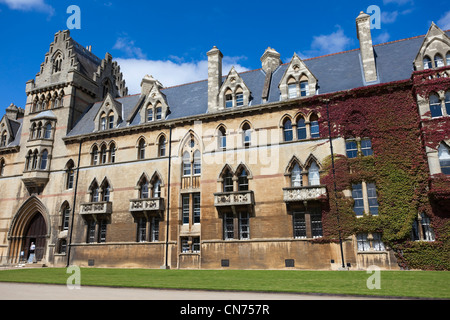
[[65, 32, 447, 137]]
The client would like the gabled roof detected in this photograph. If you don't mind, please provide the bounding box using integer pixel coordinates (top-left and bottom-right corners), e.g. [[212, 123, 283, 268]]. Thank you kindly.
[[66, 30, 450, 138]]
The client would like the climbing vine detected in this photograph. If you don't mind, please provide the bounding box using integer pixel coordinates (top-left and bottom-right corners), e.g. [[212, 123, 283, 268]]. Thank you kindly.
[[299, 73, 450, 270]]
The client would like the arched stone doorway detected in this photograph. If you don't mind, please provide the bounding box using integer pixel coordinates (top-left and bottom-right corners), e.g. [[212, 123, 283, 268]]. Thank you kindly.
[[8, 196, 50, 264]]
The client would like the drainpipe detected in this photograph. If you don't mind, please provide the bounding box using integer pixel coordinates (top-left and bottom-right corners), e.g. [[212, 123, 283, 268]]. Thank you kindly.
[[325, 99, 346, 269], [66, 139, 82, 267], [163, 126, 172, 269]]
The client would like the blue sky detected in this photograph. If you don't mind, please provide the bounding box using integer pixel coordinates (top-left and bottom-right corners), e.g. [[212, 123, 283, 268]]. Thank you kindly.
[[0, 0, 449, 116]]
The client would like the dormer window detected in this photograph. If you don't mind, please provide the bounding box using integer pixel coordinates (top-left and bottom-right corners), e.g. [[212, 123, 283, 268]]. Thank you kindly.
[[236, 88, 244, 106], [0, 131, 7, 147], [100, 113, 106, 130], [300, 81, 309, 97], [435, 54, 444, 68], [423, 56, 432, 69], [108, 111, 114, 129], [155, 105, 162, 120], [225, 89, 233, 108], [147, 105, 153, 122], [288, 77, 297, 98]]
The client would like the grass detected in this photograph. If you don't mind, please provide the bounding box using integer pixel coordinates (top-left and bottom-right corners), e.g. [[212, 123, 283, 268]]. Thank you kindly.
[[0, 268, 449, 299]]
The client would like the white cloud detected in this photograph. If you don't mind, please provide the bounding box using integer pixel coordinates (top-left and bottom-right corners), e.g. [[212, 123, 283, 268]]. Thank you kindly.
[[381, 11, 399, 24], [116, 57, 250, 94], [437, 11, 450, 30], [373, 31, 391, 44], [299, 26, 352, 59], [113, 37, 147, 60], [0, 0, 54, 15]]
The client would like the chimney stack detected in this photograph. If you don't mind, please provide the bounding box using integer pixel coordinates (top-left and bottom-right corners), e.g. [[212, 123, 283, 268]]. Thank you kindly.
[[260, 47, 282, 73], [207, 46, 223, 112], [356, 11, 378, 83]]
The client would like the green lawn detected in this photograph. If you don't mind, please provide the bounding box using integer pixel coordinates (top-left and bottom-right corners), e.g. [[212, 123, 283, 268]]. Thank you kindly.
[[0, 268, 448, 299]]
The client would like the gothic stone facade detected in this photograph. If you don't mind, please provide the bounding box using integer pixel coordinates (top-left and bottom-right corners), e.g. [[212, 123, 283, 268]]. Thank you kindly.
[[0, 12, 449, 270]]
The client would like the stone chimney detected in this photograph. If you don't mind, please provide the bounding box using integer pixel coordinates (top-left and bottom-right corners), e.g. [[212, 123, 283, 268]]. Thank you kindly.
[[260, 47, 282, 73], [207, 46, 223, 112], [140, 74, 162, 96], [356, 11, 378, 83], [5, 103, 24, 120]]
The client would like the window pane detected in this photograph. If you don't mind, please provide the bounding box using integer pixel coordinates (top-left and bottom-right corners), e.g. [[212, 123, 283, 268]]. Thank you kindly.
[[438, 144, 450, 175], [151, 218, 159, 241], [352, 183, 364, 216], [238, 169, 248, 191], [156, 107, 162, 120], [297, 118, 307, 140], [310, 208, 323, 238], [283, 119, 293, 141], [429, 94, 442, 118], [366, 183, 379, 215], [446, 92, 450, 119], [357, 233, 370, 251], [346, 140, 357, 158], [225, 94, 233, 108], [310, 120, 320, 138], [183, 152, 191, 176], [193, 150, 201, 175], [361, 138, 373, 156], [372, 233, 385, 251], [182, 195, 190, 224], [140, 181, 149, 198], [147, 109, 153, 122], [308, 162, 320, 186], [423, 56, 432, 69], [435, 54, 444, 68], [236, 93, 244, 106], [223, 172, 233, 192], [420, 213, 435, 241], [293, 211, 306, 238], [223, 213, 234, 240], [239, 212, 250, 240], [300, 81, 309, 96], [193, 193, 200, 224], [288, 83, 297, 98], [291, 163, 302, 187], [137, 218, 146, 242]]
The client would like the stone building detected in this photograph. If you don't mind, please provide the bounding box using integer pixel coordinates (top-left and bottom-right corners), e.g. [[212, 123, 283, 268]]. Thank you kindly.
[[0, 12, 449, 270]]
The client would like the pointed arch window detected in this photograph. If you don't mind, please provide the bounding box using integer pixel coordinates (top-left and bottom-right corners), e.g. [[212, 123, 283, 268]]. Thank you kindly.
[[108, 111, 114, 129], [44, 123, 52, 139], [297, 116, 307, 140], [223, 168, 233, 192], [300, 80, 309, 97], [291, 163, 302, 187], [100, 145, 108, 164], [140, 177, 149, 199], [155, 104, 163, 120], [445, 92, 450, 115], [147, 104, 153, 122], [238, 168, 249, 191], [447, 52, 450, 65], [429, 93, 442, 118], [283, 118, 293, 142], [423, 56, 432, 69], [438, 143, 450, 175], [225, 89, 233, 108], [40, 150, 48, 170], [218, 126, 227, 150], [310, 113, 320, 138], [434, 54, 444, 68], [235, 87, 244, 107], [109, 143, 116, 163], [158, 135, 166, 157], [182, 151, 191, 176], [100, 112, 107, 131], [91, 145, 99, 165], [193, 150, 201, 175], [242, 123, 251, 147], [66, 160, 75, 189], [308, 161, 320, 186], [101, 180, 111, 202], [90, 181, 100, 202], [287, 77, 297, 98], [138, 139, 146, 160]]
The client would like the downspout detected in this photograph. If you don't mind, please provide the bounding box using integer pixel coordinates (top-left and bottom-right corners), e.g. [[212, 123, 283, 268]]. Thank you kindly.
[[66, 138, 82, 267], [325, 99, 346, 270], [163, 126, 172, 269]]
